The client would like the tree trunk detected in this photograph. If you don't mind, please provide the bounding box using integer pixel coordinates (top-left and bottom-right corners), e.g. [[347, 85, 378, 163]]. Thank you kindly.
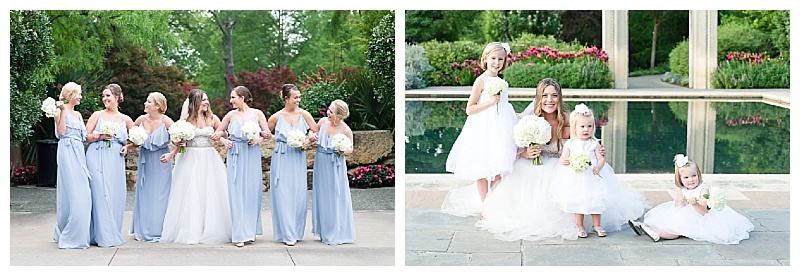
[[501, 10, 509, 42], [650, 11, 660, 70], [277, 10, 284, 69], [213, 11, 237, 96]]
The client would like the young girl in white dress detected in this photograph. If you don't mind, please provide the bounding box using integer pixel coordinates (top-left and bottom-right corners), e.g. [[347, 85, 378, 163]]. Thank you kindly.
[[443, 42, 518, 208], [551, 104, 647, 238], [630, 155, 754, 244]]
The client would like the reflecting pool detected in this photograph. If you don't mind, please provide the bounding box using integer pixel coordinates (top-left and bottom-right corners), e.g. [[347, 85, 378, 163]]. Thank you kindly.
[[405, 100, 789, 174]]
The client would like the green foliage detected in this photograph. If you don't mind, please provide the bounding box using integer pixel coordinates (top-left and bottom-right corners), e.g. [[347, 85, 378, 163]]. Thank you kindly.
[[711, 55, 789, 89], [668, 39, 689, 77], [405, 43, 433, 89], [10, 10, 54, 143], [348, 164, 395, 189], [482, 10, 563, 43], [629, 64, 670, 77], [560, 10, 603, 49], [724, 10, 790, 58], [627, 11, 689, 71], [343, 71, 394, 131], [419, 40, 484, 86], [366, 12, 395, 106], [509, 33, 583, 54], [504, 57, 612, 89], [405, 10, 484, 43], [10, 165, 38, 186], [717, 20, 776, 61], [300, 81, 348, 117]]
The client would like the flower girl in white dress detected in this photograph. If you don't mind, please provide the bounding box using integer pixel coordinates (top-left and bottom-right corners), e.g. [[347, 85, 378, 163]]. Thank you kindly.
[[630, 155, 754, 244], [442, 42, 518, 216], [550, 104, 647, 238]]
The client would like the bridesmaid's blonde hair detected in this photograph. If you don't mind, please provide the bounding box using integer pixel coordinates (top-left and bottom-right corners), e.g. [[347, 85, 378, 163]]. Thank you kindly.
[[149, 92, 168, 114], [60, 82, 81, 102]]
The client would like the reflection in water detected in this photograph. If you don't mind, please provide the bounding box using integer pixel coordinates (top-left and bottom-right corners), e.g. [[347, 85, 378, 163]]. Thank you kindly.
[[405, 101, 789, 174]]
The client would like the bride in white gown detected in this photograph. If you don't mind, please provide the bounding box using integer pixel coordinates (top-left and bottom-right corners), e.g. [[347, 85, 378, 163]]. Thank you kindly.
[[442, 78, 585, 241], [160, 89, 232, 244]]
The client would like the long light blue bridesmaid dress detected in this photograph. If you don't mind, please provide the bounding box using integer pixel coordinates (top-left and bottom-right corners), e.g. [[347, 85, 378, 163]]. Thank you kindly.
[[53, 114, 92, 249], [130, 123, 171, 242], [311, 124, 356, 245], [227, 116, 263, 243], [270, 115, 309, 244], [86, 117, 127, 247]]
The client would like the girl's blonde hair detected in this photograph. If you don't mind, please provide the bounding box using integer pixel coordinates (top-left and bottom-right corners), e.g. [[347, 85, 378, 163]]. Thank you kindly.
[[480, 42, 510, 74], [673, 154, 703, 188], [60, 82, 81, 102], [331, 99, 350, 120], [148, 92, 168, 114], [533, 78, 567, 151], [568, 104, 596, 141]]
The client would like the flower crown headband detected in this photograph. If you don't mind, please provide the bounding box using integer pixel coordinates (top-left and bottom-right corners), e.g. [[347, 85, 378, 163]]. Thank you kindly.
[[674, 154, 689, 167], [573, 103, 592, 116]]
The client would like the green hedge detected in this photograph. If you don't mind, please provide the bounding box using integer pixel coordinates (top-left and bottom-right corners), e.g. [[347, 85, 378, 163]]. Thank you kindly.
[[504, 57, 612, 89], [418, 40, 483, 86], [711, 53, 789, 89]]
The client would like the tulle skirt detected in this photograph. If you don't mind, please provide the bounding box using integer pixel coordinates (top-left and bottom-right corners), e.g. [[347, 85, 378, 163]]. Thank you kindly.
[[445, 102, 517, 182], [644, 202, 754, 244]]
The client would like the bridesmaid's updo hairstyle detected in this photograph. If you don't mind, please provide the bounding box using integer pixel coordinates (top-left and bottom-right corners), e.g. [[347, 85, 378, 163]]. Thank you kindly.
[[105, 83, 124, 103], [232, 86, 253, 105], [281, 84, 299, 100], [331, 99, 350, 120], [60, 82, 81, 102], [149, 92, 168, 114]]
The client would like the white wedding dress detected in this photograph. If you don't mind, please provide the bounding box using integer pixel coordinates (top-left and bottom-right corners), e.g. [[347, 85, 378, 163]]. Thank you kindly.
[[441, 141, 579, 242], [160, 127, 232, 244]]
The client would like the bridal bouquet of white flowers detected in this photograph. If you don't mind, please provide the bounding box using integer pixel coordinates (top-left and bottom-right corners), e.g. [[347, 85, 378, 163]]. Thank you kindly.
[[241, 121, 261, 140], [169, 121, 196, 153], [41, 97, 59, 118], [128, 126, 148, 146], [100, 121, 119, 148], [700, 186, 727, 211], [286, 129, 306, 148], [513, 115, 551, 165], [484, 77, 509, 114], [331, 133, 352, 158]]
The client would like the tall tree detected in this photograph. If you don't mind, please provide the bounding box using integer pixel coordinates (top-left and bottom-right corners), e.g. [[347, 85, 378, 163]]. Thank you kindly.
[[10, 10, 54, 143], [211, 10, 237, 96]]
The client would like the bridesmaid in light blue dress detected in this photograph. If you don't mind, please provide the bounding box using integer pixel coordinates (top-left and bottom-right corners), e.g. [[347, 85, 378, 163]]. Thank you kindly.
[[267, 84, 320, 246], [312, 100, 356, 245], [214, 86, 271, 247], [129, 92, 174, 242], [53, 82, 92, 249], [84, 84, 135, 247]]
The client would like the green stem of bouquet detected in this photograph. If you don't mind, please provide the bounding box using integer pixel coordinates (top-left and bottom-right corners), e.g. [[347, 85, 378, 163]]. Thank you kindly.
[[107, 140, 112, 148], [179, 145, 186, 154], [531, 143, 543, 165]]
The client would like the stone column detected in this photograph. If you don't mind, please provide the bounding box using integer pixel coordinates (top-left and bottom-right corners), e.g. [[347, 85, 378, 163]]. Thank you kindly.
[[602, 10, 628, 89], [602, 101, 627, 173], [689, 10, 718, 89], [686, 101, 716, 173]]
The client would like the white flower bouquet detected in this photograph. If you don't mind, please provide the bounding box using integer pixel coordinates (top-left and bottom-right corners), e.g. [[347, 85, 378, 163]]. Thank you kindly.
[[41, 97, 60, 118], [100, 121, 119, 148], [169, 121, 196, 153], [286, 129, 306, 148], [484, 77, 509, 114], [128, 126, 148, 146], [513, 115, 551, 165], [569, 152, 592, 173], [331, 133, 352, 158], [700, 186, 727, 211], [241, 121, 261, 140]]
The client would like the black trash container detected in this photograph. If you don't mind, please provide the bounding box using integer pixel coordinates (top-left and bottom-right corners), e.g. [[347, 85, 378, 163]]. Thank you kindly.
[[36, 139, 59, 187]]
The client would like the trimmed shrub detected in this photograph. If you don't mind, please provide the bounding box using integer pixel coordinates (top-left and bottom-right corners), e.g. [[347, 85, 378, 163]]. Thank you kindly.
[[348, 164, 395, 189], [300, 81, 347, 118], [668, 39, 689, 78], [717, 20, 776, 61], [405, 43, 433, 89], [419, 40, 484, 86]]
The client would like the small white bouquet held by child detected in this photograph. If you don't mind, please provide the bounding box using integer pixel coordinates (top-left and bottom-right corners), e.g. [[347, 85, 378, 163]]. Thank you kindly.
[[484, 77, 509, 114], [286, 129, 306, 149], [513, 115, 551, 165], [241, 121, 261, 141], [169, 121, 196, 153], [100, 121, 120, 148], [700, 186, 727, 211], [569, 152, 592, 173], [41, 97, 60, 118], [127, 126, 148, 146], [330, 133, 352, 158]]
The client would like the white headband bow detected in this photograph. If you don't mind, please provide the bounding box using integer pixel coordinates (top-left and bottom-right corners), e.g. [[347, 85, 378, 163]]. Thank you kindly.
[[500, 43, 511, 54], [574, 103, 591, 115], [675, 154, 689, 167]]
